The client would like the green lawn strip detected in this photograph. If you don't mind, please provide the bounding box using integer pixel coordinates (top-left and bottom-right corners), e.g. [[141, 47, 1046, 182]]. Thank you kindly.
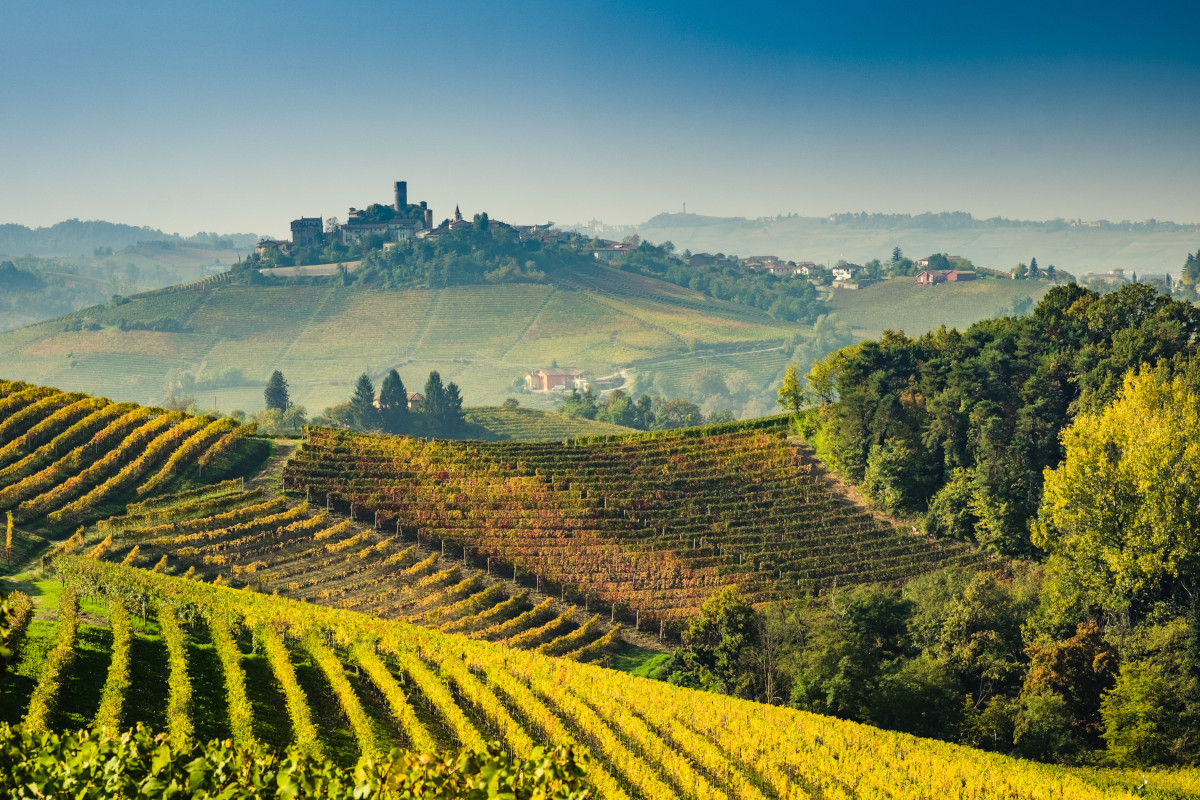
[[236, 633, 293, 752], [387, 655, 461, 752], [47, 624, 111, 731], [121, 631, 169, 733], [346, 665, 408, 753], [0, 619, 54, 725], [608, 646, 669, 678], [184, 621, 232, 743], [288, 644, 360, 767]]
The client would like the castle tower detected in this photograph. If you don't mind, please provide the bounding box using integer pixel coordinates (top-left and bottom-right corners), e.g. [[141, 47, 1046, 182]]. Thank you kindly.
[[394, 181, 407, 212]]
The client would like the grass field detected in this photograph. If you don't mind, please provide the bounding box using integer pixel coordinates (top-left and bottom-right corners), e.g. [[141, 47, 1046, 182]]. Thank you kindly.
[[464, 405, 635, 440], [827, 275, 1052, 338]]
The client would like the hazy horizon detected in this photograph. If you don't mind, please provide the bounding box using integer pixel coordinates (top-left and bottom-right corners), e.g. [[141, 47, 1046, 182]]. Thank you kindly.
[[3, 1, 1198, 238]]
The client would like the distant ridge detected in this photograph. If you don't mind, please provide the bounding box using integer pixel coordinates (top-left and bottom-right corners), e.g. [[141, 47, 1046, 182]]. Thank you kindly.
[[0, 219, 258, 257]]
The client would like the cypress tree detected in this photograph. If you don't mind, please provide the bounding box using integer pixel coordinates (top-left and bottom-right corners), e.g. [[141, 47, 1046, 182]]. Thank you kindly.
[[423, 371, 447, 436], [379, 369, 409, 435], [264, 370, 289, 411], [349, 373, 378, 431], [444, 382, 465, 436]]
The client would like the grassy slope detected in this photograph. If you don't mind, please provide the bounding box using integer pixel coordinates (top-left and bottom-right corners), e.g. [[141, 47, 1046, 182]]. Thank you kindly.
[[464, 406, 635, 441], [827, 275, 1051, 338], [0, 267, 802, 413]]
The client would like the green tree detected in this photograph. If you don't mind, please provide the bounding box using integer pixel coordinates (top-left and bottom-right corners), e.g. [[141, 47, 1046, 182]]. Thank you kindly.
[[422, 371, 447, 435], [1034, 369, 1200, 619], [379, 369, 409, 435], [349, 373, 379, 431], [1028, 257, 1040, 279], [671, 586, 761, 699], [264, 370, 289, 411], [443, 382, 465, 436], [777, 363, 806, 416], [652, 397, 703, 429], [560, 386, 598, 419]]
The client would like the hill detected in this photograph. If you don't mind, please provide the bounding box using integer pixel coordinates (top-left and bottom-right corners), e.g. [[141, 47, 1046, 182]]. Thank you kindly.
[[0, 379, 261, 533], [0, 219, 257, 258], [281, 417, 982, 633], [464, 405, 635, 440], [93, 480, 628, 662], [827, 275, 1051, 338], [633, 212, 1200, 278], [3, 555, 1188, 799], [0, 263, 803, 414], [0, 241, 251, 333]]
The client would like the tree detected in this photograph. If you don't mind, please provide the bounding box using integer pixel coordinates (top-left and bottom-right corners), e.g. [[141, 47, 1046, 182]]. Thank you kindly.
[[560, 386, 598, 420], [379, 369, 409, 435], [671, 587, 762, 699], [443, 382, 465, 436], [1028, 258, 1040, 279], [1034, 369, 1200, 619], [777, 363, 806, 416], [264, 370, 289, 412], [423, 371, 447, 434], [349, 373, 378, 431], [652, 398, 703, 430]]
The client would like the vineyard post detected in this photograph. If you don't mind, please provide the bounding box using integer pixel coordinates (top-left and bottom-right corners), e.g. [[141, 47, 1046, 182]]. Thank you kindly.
[[374, 510, 379, 530], [659, 619, 664, 640], [487, 557, 491, 575], [611, 603, 615, 623], [635, 610, 639, 631], [396, 519, 400, 538]]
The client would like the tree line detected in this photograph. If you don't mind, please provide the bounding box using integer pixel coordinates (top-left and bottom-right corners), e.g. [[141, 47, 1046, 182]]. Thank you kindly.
[[686, 273, 1200, 768], [262, 369, 465, 438], [559, 386, 734, 430]]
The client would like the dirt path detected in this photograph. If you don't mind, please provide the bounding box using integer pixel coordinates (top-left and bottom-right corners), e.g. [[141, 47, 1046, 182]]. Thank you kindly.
[[788, 437, 923, 535], [247, 438, 300, 494]]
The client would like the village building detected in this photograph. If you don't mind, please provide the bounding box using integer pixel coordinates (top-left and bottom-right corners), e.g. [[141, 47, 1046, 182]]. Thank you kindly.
[[916, 269, 977, 286], [832, 263, 865, 282], [255, 239, 291, 256], [525, 368, 594, 392], [291, 180, 434, 248]]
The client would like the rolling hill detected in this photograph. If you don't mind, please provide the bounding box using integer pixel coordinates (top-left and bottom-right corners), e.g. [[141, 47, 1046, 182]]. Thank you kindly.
[[4, 556, 1187, 799], [634, 212, 1199, 278], [281, 417, 982, 632], [0, 263, 802, 414]]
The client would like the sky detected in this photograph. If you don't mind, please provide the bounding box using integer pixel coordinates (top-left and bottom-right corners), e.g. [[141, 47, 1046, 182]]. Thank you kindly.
[[2, 0, 1198, 238]]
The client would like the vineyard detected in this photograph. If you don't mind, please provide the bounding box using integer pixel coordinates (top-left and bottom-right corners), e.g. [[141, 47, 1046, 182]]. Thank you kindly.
[[281, 416, 983, 631], [0, 380, 259, 531], [95, 480, 625, 661], [1, 555, 1177, 800]]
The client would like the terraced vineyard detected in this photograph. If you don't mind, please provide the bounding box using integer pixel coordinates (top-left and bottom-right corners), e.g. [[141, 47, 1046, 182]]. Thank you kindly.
[[96, 481, 624, 661], [282, 417, 983, 631], [0, 380, 257, 530], [1, 556, 1168, 800]]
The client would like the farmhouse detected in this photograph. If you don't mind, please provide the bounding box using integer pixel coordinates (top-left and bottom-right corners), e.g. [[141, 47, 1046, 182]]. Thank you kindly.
[[832, 263, 865, 282], [592, 244, 632, 261], [526, 368, 594, 392], [916, 270, 977, 286]]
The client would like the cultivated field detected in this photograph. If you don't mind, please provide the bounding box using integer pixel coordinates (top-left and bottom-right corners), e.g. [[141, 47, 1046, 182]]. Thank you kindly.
[[0, 268, 802, 413], [2, 556, 1179, 799], [282, 418, 982, 632]]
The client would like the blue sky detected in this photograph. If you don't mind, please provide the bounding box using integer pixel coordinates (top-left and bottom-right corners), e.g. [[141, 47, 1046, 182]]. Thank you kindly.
[[2, 0, 1198, 237]]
